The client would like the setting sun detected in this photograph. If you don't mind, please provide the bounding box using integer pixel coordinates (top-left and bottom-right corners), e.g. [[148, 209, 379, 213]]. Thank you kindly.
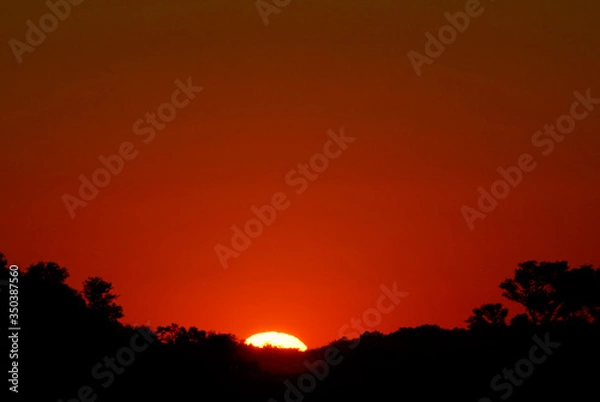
[[245, 331, 308, 352]]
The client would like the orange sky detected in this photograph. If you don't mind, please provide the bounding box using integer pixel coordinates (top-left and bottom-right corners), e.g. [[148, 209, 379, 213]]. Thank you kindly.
[[1, 0, 599, 349]]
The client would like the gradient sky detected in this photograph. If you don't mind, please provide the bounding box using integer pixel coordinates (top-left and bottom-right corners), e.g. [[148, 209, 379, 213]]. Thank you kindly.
[[1, 0, 599, 349]]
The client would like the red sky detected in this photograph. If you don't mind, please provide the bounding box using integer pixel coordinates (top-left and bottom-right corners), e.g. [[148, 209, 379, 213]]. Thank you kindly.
[[1, 0, 599, 349]]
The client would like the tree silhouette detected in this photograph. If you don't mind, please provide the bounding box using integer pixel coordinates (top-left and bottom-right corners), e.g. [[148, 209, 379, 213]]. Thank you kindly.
[[500, 261, 600, 325], [509, 313, 531, 328], [554, 264, 600, 323], [0, 253, 9, 295], [4, 250, 600, 402], [466, 303, 508, 329], [24, 261, 69, 284], [83, 276, 124, 322], [187, 326, 207, 343], [156, 323, 184, 344]]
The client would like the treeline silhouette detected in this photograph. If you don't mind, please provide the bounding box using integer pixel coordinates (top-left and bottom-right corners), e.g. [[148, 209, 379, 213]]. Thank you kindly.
[[2, 254, 599, 401]]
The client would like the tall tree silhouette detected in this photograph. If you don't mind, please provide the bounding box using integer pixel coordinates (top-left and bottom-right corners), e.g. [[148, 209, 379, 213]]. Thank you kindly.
[[500, 261, 600, 325], [156, 323, 185, 344], [83, 276, 123, 322], [466, 303, 508, 329], [24, 261, 69, 284], [554, 264, 600, 323]]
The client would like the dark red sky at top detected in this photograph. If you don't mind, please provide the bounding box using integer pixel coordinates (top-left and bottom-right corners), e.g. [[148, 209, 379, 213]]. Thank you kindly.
[[1, 0, 599, 349]]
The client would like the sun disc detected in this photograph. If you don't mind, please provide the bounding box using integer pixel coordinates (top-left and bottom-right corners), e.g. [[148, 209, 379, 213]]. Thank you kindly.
[[245, 331, 308, 351]]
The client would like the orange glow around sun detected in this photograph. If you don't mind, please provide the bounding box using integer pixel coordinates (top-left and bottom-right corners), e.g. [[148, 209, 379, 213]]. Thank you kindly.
[[245, 331, 308, 352]]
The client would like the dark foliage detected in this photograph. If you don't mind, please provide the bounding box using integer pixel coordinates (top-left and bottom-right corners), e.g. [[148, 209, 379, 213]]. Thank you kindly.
[[2, 254, 598, 402]]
